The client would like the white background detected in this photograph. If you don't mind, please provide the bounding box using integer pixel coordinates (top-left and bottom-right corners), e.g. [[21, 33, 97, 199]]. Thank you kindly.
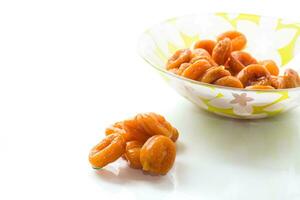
[[1, 0, 300, 199]]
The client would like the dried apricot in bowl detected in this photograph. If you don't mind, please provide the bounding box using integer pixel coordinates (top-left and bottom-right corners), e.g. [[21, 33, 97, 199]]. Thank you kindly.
[[140, 135, 176, 175], [166, 49, 191, 70], [217, 30, 247, 51], [212, 38, 232, 65]]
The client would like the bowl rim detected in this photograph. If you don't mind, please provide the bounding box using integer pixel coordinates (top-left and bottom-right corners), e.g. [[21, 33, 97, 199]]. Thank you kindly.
[[137, 12, 300, 93]]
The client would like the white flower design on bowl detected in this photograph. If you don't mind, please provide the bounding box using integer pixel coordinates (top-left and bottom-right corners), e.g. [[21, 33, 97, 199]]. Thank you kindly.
[[229, 93, 254, 115]]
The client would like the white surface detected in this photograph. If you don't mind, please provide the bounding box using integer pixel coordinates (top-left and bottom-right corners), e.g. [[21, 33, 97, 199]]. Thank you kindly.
[[1, 0, 300, 199]]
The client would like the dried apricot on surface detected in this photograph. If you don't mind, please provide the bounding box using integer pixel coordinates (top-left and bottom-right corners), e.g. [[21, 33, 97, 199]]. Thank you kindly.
[[123, 119, 150, 143], [124, 141, 143, 169], [140, 135, 176, 175], [89, 133, 126, 168], [136, 113, 179, 142], [105, 121, 125, 136], [217, 31, 247, 51], [166, 49, 191, 70]]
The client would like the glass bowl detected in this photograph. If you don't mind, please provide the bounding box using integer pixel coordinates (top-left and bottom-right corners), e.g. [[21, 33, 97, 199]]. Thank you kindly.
[[138, 13, 300, 119]]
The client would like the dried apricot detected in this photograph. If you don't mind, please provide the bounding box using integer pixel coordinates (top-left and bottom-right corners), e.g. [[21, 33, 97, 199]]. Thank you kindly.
[[212, 38, 232, 65], [191, 48, 211, 58], [181, 59, 212, 80], [201, 66, 231, 83], [166, 49, 191, 69], [246, 85, 274, 90], [124, 141, 143, 169], [140, 135, 176, 175], [123, 119, 151, 143], [89, 133, 126, 168], [217, 31, 247, 51], [249, 76, 271, 86], [226, 51, 257, 74], [193, 40, 216, 55], [214, 76, 243, 88], [105, 121, 125, 136], [259, 60, 279, 76], [236, 64, 270, 86], [136, 113, 179, 142], [284, 69, 300, 86], [176, 63, 191, 75]]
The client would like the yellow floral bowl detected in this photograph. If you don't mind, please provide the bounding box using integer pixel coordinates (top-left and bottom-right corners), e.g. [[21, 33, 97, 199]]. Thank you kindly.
[[138, 13, 300, 119]]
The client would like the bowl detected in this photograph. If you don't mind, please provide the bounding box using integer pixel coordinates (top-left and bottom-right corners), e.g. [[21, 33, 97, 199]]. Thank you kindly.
[[138, 13, 300, 119]]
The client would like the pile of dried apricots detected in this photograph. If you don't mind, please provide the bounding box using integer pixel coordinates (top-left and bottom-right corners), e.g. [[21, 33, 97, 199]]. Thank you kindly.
[[166, 30, 300, 89], [89, 113, 178, 175]]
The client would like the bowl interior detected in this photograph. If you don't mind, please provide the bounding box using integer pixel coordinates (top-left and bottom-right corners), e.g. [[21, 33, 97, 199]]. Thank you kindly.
[[138, 13, 300, 73]]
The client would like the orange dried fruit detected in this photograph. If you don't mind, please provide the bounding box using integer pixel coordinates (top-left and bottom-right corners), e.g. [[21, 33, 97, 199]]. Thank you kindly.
[[89, 133, 126, 168], [124, 141, 143, 169], [259, 60, 279, 76], [140, 135, 176, 175], [236, 64, 270, 86], [212, 38, 232, 65], [135, 113, 179, 142], [200, 66, 231, 83], [246, 85, 274, 90], [226, 51, 257, 74], [166, 49, 191, 70], [181, 59, 212, 80], [193, 40, 216, 55], [217, 31, 247, 51], [214, 76, 243, 88]]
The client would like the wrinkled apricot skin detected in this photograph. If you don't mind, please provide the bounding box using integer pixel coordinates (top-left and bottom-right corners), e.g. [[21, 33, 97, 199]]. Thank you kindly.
[[176, 63, 191, 75], [212, 38, 232, 65], [136, 113, 179, 142], [217, 31, 247, 51], [89, 134, 126, 168], [140, 135, 176, 175], [124, 141, 143, 169], [249, 76, 271, 86], [181, 59, 212, 80], [191, 48, 211, 58], [259, 60, 279, 76], [246, 85, 274, 90], [201, 66, 231, 83], [284, 69, 300, 87], [105, 121, 125, 136], [123, 119, 151, 143], [214, 76, 243, 88], [193, 40, 216, 55], [237, 64, 270, 86], [190, 48, 217, 67], [166, 49, 191, 70], [226, 51, 257, 74]]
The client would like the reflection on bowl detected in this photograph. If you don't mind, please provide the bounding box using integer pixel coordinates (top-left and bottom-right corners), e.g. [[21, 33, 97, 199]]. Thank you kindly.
[[138, 13, 300, 119]]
